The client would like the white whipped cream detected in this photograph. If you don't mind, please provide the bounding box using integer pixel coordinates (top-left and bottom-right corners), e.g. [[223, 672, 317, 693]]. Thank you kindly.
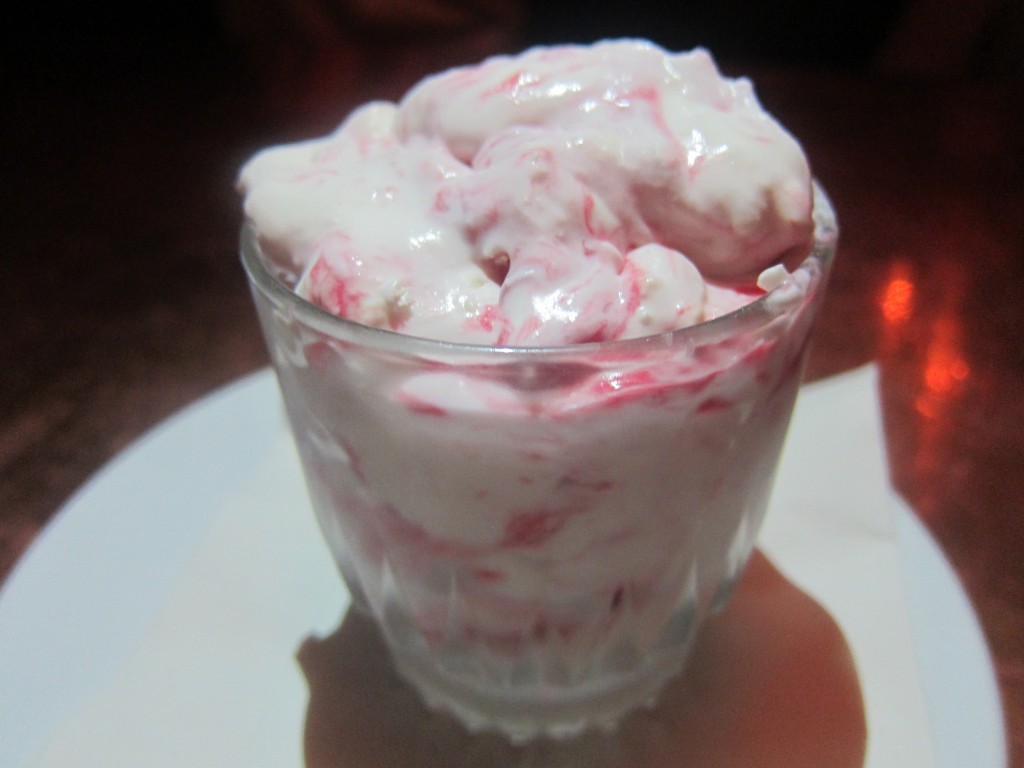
[[240, 40, 812, 346]]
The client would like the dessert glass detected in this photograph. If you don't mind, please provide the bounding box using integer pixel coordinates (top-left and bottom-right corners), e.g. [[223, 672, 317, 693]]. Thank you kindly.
[[241, 185, 837, 741]]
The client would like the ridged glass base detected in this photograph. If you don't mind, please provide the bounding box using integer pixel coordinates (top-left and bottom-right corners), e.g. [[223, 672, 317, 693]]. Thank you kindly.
[[376, 598, 700, 742]]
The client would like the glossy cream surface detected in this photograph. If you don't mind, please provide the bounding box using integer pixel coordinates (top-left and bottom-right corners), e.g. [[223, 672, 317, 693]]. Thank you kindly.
[[239, 40, 813, 346]]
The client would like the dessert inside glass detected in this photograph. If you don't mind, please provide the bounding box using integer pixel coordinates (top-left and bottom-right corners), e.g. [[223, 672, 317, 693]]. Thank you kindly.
[[239, 39, 837, 741]]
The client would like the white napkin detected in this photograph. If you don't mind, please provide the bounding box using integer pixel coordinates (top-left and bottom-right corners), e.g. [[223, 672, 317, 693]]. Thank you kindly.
[[28, 365, 935, 767]]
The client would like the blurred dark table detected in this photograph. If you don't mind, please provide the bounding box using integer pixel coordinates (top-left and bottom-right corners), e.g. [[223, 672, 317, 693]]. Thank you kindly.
[[1, 41, 1021, 766]]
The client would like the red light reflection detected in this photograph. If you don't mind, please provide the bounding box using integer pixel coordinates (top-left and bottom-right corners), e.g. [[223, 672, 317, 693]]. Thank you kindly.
[[881, 271, 915, 325], [916, 316, 971, 419], [877, 257, 973, 519]]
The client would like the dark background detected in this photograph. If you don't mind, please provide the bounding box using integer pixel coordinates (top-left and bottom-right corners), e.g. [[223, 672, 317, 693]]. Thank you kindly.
[[4, 0, 904, 71], [4, 0, 1022, 88]]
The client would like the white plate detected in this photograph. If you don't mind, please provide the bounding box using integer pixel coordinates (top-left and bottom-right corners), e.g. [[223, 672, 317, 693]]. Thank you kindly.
[[0, 369, 1006, 768]]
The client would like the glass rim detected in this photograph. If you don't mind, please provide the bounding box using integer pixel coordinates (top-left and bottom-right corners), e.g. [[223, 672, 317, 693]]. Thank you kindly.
[[241, 182, 837, 359]]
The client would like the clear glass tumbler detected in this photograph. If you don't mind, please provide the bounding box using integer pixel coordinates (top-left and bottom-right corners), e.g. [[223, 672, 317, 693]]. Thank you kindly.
[[242, 185, 837, 741]]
